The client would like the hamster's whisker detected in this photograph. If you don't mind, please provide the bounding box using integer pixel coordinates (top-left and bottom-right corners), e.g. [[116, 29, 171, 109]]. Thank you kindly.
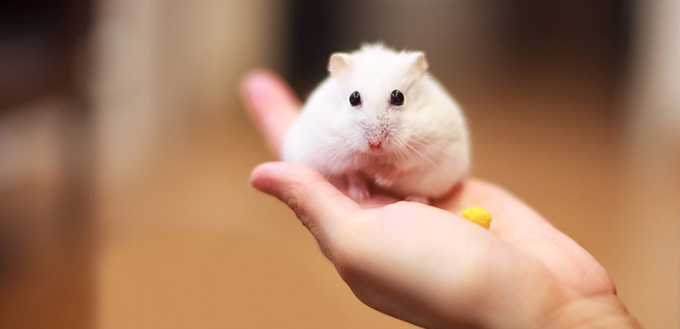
[[325, 139, 353, 164], [393, 135, 437, 167], [389, 144, 407, 162], [389, 137, 408, 160], [409, 135, 456, 159], [394, 137, 415, 162]]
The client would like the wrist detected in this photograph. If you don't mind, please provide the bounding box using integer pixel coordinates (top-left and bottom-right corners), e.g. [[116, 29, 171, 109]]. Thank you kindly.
[[542, 294, 643, 329]]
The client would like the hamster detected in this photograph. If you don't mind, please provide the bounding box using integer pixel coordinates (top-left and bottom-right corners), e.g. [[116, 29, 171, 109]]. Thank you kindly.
[[282, 44, 470, 203]]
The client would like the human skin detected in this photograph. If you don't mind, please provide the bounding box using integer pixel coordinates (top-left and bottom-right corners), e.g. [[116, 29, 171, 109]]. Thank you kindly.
[[241, 70, 643, 329]]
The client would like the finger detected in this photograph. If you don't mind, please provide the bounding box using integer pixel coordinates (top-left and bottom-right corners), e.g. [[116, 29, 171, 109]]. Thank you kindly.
[[240, 70, 301, 157], [250, 162, 360, 255]]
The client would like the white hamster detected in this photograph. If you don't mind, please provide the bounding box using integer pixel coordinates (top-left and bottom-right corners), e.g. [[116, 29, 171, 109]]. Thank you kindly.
[[282, 44, 470, 203]]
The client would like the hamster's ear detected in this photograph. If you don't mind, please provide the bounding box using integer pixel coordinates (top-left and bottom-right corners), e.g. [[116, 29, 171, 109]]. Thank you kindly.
[[409, 52, 429, 79], [328, 53, 352, 78]]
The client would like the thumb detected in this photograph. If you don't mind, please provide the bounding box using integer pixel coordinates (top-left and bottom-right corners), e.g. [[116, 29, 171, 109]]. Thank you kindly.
[[250, 162, 360, 256]]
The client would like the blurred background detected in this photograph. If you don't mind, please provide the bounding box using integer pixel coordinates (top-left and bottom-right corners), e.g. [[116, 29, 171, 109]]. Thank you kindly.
[[0, 0, 677, 328]]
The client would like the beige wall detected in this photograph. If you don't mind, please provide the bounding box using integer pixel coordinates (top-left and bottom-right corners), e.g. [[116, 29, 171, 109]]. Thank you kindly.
[[92, 0, 288, 238]]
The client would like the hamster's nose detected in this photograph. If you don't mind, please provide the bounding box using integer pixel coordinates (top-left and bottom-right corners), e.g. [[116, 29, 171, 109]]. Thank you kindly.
[[368, 140, 382, 149]]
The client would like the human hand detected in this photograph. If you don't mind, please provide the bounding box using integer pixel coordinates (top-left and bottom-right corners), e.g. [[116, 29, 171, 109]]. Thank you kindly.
[[241, 70, 642, 328]]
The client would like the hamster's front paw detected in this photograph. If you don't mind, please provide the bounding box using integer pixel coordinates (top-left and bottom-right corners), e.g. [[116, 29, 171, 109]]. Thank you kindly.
[[374, 168, 395, 187], [347, 173, 370, 201]]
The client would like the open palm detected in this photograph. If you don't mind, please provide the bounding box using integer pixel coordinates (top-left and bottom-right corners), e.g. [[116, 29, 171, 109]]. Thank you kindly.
[[242, 70, 640, 328]]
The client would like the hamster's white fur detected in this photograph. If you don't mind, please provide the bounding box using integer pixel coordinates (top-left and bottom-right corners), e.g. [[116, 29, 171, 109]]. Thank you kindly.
[[282, 44, 470, 202]]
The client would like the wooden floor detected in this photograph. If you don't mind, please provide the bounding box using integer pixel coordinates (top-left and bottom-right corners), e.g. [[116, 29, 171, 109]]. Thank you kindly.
[[0, 61, 678, 328]]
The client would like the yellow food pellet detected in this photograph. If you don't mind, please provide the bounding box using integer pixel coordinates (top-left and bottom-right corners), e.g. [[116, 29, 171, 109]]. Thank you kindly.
[[461, 206, 492, 229]]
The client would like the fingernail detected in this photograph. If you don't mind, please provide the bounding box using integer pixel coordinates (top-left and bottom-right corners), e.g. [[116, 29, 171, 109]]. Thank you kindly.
[[250, 163, 275, 194], [250, 175, 272, 194]]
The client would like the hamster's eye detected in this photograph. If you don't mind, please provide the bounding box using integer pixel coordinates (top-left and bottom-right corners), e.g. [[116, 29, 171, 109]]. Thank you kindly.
[[349, 91, 362, 107], [391, 90, 404, 106]]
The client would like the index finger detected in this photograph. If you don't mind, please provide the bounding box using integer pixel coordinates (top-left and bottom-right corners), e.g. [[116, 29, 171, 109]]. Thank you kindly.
[[240, 70, 301, 157]]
